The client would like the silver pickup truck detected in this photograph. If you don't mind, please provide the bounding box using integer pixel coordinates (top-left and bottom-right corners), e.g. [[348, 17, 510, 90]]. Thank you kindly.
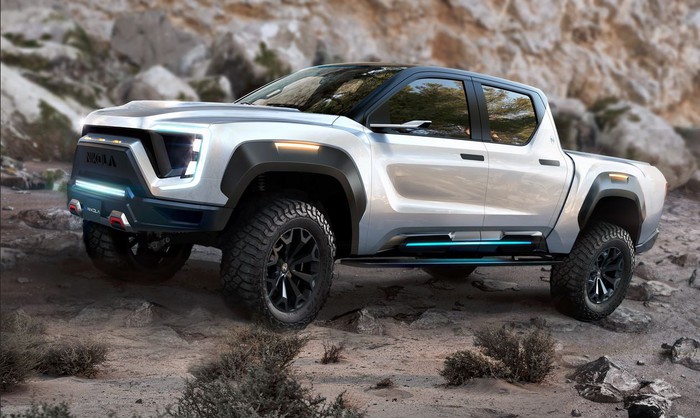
[[66, 64, 667, 328]]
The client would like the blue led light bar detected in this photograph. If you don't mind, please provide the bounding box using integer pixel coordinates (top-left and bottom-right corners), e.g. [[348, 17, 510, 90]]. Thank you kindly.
[[75, 179, 126, 198], [405, 241, 532, 248]]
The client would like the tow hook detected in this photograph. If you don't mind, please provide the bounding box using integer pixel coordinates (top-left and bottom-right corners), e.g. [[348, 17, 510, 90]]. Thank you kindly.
[[68, 199, 82, 217]]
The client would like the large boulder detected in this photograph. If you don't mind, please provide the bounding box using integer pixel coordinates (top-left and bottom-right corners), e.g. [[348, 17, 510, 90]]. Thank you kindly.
[[206, 33, 270, 98], [598, 307, 653, 333], [664, 337, 700, 371], [0, 63, 83, 160], [591, 99, 697, 190], [569, 356, 640, 403], [110, 10, 206, 76], [114, 65, 199, 103], [551, 97, 696, 190]]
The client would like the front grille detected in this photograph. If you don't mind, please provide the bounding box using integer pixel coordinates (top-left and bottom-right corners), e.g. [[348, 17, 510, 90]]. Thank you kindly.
[[82, 125, 195, 178]]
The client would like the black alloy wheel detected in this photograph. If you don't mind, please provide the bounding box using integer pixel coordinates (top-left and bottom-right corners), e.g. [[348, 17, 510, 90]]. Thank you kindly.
[[266, 227, 321, 313], [586, 247, 624, 304]]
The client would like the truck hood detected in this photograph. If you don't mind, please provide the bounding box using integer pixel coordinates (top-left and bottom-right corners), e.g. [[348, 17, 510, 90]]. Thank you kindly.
[[83, 101, 340, 130]]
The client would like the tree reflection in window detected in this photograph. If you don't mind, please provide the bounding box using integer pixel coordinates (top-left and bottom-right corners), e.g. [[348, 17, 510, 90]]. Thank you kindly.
[[386, 79, 470, 139], [482, 86, 537, 145], [238, 66, 405, 116]]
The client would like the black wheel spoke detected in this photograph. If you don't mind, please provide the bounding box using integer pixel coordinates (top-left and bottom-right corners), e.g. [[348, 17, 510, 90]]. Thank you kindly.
[[586, 246, 625, 304], [265, 227, 320, 313]]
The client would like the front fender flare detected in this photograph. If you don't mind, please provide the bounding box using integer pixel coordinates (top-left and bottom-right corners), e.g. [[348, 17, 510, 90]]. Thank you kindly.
[[220, 141, 367, 252]]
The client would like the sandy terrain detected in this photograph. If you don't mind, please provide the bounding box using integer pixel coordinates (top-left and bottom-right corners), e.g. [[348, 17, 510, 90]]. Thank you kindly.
[[0, 174, 698, 417]]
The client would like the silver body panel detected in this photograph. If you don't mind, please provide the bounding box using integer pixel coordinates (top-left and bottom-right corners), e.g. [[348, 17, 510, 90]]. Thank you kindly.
[[80, 96, 667, 256]]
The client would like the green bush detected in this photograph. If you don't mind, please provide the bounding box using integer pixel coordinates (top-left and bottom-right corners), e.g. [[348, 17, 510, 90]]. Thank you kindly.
[[40, 340, 108, 378], [171, 327, 363, 417], [441, 326, 555, 385]]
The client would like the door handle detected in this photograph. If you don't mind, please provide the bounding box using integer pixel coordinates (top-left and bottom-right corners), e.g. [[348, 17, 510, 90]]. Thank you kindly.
[[461, 153, 485, 161], [539, 159, 560, 166]]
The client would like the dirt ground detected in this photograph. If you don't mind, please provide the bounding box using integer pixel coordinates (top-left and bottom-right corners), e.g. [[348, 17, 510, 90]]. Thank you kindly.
[[0, 172, 698, 417]]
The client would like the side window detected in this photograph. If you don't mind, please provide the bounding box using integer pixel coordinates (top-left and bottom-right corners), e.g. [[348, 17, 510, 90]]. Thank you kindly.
[[482, 85, 537, 145], [372, 78, 470, 139]]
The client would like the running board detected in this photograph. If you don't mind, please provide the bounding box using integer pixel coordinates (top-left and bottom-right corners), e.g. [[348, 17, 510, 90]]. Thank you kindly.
[[341, 257, 562, 268]]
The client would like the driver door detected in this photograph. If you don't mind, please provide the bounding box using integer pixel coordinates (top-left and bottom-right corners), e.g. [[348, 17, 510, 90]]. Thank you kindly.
[[363, 76, 489, 253]]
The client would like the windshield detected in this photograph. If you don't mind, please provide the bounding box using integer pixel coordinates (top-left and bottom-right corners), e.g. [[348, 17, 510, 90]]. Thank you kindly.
[[236, 65, 406, 115]]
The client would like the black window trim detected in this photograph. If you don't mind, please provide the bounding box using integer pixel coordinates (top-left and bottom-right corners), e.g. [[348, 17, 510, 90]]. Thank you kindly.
[[362, 71, 482, 142], [473, 78, 544, 147]]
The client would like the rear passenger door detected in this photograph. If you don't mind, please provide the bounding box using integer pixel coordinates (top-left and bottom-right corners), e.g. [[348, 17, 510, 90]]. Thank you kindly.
[[476, 80, 569, 236]]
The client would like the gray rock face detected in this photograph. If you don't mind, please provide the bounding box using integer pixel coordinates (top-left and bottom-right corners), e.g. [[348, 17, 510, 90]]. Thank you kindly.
[[666, 337, 700, 371], [410, 309, 453, 330], [206, 33, 269, 98], [625, 394, 672, 418], [115, 65, 199, 103], [14, 208, 82, 231], [592, 100, 696, 190], [471, 279, 519, 292], [549, 97, 598, 152], [569, 356, 640, 403], [110, 10, 205, 76], [598, 307, 653, 333]]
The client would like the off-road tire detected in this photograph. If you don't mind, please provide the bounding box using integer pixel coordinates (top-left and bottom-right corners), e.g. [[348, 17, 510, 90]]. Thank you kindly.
[[83, 221, 192, 282], [220, 198, 335, 329], [550, 222, 634, 321], [422, 266, 477, 281]]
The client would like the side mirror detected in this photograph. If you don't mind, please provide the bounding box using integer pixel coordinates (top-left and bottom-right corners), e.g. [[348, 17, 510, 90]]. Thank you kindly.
[[370, 120, 432, 133]]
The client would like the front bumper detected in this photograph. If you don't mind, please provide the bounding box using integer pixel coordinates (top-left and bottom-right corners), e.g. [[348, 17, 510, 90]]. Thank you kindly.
[[67, 183, 232, 232]]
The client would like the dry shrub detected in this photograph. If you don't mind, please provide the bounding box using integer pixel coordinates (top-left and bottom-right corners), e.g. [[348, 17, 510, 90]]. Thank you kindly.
[[441, 326, 555, 385], [321, 342, 344, 364], [1, 310, 47, 335], [373, 378, 394, 389], [1, 401, 73, 418], [1, 311, 45, 391], [190, 327, 307, 382], [440, 350, 503, 386], [171, 327, 364, 418], [40, 340, 108, 378]]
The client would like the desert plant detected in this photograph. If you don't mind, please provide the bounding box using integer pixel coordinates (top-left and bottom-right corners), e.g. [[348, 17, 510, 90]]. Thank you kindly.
[[440, 326, 555, 385], [1, 401, 74, 418], [40, 340, 108, 378], [373, 378, 394, 389], [171, 327, 363, 417], [1, 332, 43, 392], [321, 342, 344, 364], [1, 310, 46, 335], [0, 311, 45, 392], [191, 327, 308, 383]]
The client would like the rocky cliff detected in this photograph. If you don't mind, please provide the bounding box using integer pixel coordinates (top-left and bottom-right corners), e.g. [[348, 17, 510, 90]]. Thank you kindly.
[[1, 0, 698, 188]]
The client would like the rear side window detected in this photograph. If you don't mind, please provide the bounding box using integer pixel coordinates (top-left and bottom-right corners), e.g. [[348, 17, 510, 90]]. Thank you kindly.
[[482, 85, 537, 145], [372, 78, 470, 139]]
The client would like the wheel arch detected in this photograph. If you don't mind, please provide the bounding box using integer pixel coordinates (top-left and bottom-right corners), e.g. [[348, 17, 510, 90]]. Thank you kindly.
[[577, 172, 645, 244], [220, 141, 367, 256]]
